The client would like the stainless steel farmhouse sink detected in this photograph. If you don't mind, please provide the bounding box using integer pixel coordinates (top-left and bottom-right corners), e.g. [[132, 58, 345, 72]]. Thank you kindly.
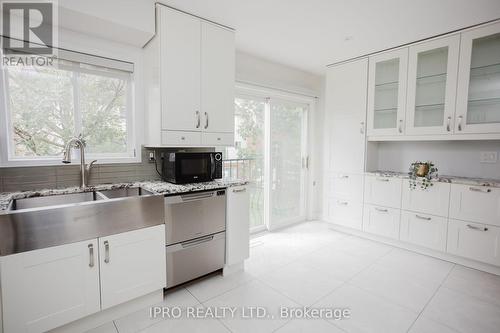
[[0, 187, 164, 256]]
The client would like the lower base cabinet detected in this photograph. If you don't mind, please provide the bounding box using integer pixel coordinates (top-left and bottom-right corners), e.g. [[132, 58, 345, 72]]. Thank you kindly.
[[400, 210, 448, 252], [0, 225, 166, 333], [447, 219, 500, 266], [226, 185, 250, 265], [362, 204, 400, 239], [328, 197, 363, 230]]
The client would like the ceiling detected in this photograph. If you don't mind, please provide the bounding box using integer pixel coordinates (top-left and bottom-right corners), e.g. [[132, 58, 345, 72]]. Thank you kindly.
[[159, 0, 500, 75]]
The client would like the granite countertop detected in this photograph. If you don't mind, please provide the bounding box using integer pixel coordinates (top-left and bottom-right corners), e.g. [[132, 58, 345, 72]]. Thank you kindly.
[[0, 179, 248, 213], [366, 170, 500, 188]]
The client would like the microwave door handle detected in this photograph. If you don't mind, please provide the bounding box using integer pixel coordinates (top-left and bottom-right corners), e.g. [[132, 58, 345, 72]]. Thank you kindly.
[[211, 154, 215, 178]]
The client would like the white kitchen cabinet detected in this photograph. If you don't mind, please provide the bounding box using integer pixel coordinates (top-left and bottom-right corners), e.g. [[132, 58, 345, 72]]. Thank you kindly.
[[99, 225, 166, 309], [447, 219, 500, 266], [449, 184, 500, 226], [401, 180, 451, 217], [400, 210, 448, 252], [328, 173, 364, 201], [363, 204, 401, 239], [364, 175, 402, 208], [328, 197, 363, 230], [226, 185, 250, 265], [201, 21, 235, 134], [405, 35, 460, 135], [0, 239, 101, 333], [145, 5, 235, 146], [326, 59, 368, 173], [455, 21, 500, 134], [367, 48, 408, 136]]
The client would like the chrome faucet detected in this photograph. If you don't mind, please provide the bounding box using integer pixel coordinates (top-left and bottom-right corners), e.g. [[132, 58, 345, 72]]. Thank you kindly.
[[62, 135, 97, 188]]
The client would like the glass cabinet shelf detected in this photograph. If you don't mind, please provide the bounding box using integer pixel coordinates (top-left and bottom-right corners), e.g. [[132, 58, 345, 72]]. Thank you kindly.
[[416, 72, 447, 80], [470, 62, 500, 76], [375, 81, 398, 87]]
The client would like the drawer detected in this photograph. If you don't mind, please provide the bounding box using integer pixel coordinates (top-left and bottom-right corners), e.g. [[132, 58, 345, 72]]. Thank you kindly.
[[362, 204, 401, 239], [166, 231, 225, 288], [328, 173, 364, 201], [202, 132, 234, 146], [449, 184, 500, 226], [364, 175, 402, 208], [328, 197, 363, 230], [162, 130, 201, 146], [402, 180, 451, 217], [447, 219, 500, 266], [400, 210, 448, 252]]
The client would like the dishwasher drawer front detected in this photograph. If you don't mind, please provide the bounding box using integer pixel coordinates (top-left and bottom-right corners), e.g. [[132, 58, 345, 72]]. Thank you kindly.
[[166, 231, 225, 288], [165, 191, 226, 245]]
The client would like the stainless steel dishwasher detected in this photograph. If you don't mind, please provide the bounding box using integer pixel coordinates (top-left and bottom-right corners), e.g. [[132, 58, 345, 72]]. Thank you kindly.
[[164, 189, 226, 288]]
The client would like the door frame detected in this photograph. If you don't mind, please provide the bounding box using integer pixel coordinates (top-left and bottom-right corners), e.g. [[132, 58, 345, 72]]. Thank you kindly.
[[235, 83, 315, 233]]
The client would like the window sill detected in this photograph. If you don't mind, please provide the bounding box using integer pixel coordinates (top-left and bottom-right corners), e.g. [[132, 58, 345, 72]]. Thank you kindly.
[[0, 156, 142, 168]]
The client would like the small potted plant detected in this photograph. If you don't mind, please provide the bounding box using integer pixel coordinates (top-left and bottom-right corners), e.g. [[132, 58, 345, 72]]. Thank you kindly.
[[408, 161, 438, 190]]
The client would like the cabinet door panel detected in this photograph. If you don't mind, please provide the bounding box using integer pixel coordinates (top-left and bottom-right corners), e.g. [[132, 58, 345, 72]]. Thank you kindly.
[[201, 22, 235, 133], [0, 239, 100, 333], [400, 210, 448, 251], [328, 173, 364, 201], [362, 204, 401, 239], [328, 197, 363, 230], [406, 35, 460, 135], [447, 219, 500, 266], [364, 175, 402, 208], [449, 184, 500, 226], [401, 180, 451, 217], [456, 22, 500, 134], [160, 7, 201, 131], [226, 186, 250, 265], [99, 225, 166, 309], [367, 49, 408, 136]]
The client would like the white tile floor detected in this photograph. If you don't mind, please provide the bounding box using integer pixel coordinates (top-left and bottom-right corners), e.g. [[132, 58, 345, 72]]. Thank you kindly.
[[89, 221, 500, 333]]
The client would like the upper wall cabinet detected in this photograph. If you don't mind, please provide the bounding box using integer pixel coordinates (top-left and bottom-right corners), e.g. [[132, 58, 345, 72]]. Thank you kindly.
[[145, 5, 235, 147], [405, 35, 460, 135], [367, 49, 408, 136], [455, 22, 500, 134]]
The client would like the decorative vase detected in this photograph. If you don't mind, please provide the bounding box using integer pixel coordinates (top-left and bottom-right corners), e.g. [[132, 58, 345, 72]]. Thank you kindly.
[[416, 164, 429, 177]]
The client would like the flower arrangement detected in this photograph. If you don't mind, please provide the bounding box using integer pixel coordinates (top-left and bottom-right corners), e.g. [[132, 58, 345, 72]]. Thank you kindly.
[[408, 161, 438, 190]]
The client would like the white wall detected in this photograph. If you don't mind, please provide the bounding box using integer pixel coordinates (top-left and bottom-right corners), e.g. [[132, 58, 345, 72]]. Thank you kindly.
[[374, 141, 500, 179], [235, 51, 325, 219]]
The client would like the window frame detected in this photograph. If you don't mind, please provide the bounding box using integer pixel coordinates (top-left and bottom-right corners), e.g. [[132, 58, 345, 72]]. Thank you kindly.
[[0, 43, 142, 167]]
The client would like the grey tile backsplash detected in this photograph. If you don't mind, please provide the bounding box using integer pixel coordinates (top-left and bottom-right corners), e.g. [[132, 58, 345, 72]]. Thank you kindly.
[[0, 148, 161, 193]]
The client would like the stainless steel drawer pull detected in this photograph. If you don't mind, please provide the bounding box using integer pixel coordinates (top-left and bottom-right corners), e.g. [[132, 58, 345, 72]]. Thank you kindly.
[[104, 241, 110, 263], [375, 207, 388, 213], [339, 175, 349, 179], [415, 214, 431, 221], [337, 201, 348, 206], [233, 188, 247, 193], [467, 224, 488, 232], [195, 111, 200, 129], [204, 112, 209, 129], [376, 178, 390, 182], [469, 187, 491, 193], [181, 235, 214, 248], [88, 244, 94, 268]]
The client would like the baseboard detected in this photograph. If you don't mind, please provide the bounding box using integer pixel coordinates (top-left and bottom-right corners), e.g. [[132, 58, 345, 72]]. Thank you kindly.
[[323, 220, 500, 276], [49, 290, 163, 333]]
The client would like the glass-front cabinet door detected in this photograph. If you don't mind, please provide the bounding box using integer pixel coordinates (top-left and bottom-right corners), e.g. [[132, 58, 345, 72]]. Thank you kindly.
[[405, 35, 460, 135], [367, 48, 408, 136], [456, 22, 500, 134]]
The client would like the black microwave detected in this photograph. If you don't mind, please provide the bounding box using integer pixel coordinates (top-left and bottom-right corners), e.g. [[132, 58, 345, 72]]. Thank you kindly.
[[162, 152, 223, 184]]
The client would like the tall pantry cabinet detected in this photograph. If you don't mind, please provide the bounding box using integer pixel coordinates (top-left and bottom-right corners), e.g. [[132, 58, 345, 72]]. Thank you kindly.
[[144, 5, 235, 147], [324, 58, 368, 230]]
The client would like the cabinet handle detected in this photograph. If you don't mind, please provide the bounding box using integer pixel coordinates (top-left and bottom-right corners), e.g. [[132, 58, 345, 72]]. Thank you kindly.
[[376, 178, 390, 182], [104, 240, 110, 263], [360, 121, 365, 134], [204, 112, 209, 129], [446, 116, 451, 132], [469, 187, 491, 193], [415, 214, 432, 221], [457, 115, 463, 131], [467, 224, 488, 232], [398, 119, 403, 133], [375, 207, 388, 213], [339, 175, 349, 179], [337, 200, 348, 206], [233, 187, 247, 193], [88, 244, 94, 268], [195, 111, 200, 129]]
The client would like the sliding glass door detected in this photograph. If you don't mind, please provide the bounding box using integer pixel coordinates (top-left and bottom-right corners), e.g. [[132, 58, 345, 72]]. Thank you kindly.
[[224, 90, 311, 232], [268, 99, 308, 228]]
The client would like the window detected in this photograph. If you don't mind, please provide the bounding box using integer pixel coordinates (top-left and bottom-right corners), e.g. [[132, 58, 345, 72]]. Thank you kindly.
[[1, 50, 135, 164]]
